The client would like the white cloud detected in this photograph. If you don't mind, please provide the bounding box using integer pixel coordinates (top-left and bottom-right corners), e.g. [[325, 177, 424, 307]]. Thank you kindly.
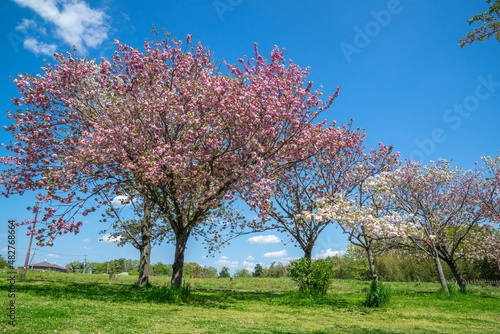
[[243, 261, 255, 267], [244, 255, 255, 261], [263, 250, 288, 258], [201, 255, 208, 259], [82, 238, 91, 243], [247, 235, 281, 244], [99, 234, 121, 243], [1, 247, 8, 252], [220, 255, 229, 260], [245, 267, 254, 272], [214, 259, 238, 268], [13, 0, 109, 52], [83, 246, 92, 250], [314, 248, 345, 259], [111, 195, 132, 208], [46, 253, 59, 258], [23, 37, 57, 56]]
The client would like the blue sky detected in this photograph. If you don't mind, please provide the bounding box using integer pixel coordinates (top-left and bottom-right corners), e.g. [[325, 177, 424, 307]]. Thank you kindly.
[[0, 0, 499, 274]]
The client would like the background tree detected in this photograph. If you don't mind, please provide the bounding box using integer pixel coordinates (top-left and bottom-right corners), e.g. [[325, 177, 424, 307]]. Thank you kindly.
[[460, 0, 500, 47], [66, 261, 86, 274], [184, 262, 205, 278], [86, 261, 108, 274], [235, 268, 252, 277], [265, 261, 289, 278], [0, 255, 10, 269], [218, 266, 230, 278], [328, 247, 371, 280], [201, 266, 218, 278], [150, 262, 172, 276], [253, 263, 263, 277]]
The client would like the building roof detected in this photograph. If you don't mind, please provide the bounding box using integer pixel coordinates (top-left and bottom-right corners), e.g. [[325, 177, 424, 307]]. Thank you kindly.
[[30, 261, 68, 271]]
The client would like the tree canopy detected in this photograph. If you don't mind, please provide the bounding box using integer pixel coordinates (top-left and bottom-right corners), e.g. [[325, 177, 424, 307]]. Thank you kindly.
[[459, 0, 500, 47]]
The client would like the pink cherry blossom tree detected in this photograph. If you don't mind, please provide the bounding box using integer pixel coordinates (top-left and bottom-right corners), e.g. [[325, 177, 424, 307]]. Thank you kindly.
[[1, 31, 339, 286]]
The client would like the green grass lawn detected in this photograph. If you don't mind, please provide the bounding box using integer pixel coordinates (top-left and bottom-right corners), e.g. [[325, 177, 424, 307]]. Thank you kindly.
[[1, 270, 499, 333]]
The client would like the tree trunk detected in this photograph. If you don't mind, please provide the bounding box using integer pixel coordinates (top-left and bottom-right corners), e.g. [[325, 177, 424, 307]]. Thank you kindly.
[[137, 205, 153, 288], [445, 258, 467, 291], [304, 245, 313, 267], [171, 231, 189, 287], [137, 232, 152, 287], [497, 259, 500, 278], [432, 246, 449, 294], [435, 244, 467, 291], [366, 246, 378, 281]]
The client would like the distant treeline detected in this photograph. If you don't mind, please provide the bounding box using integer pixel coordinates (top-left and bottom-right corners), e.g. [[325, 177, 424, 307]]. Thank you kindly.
[[62, 248, 499, 281]]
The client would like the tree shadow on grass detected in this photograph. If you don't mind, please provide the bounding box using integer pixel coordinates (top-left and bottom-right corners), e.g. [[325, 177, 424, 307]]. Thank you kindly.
[[0, 281, 150, 303], [2, 280, 361, 312], [189, 290, 355, 311], [309, 325, 442, 334]]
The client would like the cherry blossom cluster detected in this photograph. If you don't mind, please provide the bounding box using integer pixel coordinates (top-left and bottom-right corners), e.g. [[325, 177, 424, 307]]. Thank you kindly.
[[299, 195, 418, 240]]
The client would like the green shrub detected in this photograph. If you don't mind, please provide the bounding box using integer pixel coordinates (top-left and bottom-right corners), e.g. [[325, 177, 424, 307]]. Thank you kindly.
[[147, 282, 191, 303], [365, 280, 391, 307], [289, 258, 334, 295]]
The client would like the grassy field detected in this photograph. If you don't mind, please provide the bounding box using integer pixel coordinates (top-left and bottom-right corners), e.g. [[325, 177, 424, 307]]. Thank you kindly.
[[1, 270, 499, 333]]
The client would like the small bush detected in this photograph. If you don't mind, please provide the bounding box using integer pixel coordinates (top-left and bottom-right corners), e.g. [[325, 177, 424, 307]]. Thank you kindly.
[[289, 258, 334, 296], [365, 280, 391, 307], [147, 282, 191, 303]]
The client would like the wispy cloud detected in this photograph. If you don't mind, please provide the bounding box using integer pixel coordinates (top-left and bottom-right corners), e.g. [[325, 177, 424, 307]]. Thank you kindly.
[[82, 238, 91, 243], [244, 255, 254, 261], [12, 0, 109, 54], [46, 253, 59, 258], [247, 235, 281, 244], [15, 18, 47, 35], [214, 257, 238, 268], [263, 250, 288, 258], [243, 261, 255, 267]]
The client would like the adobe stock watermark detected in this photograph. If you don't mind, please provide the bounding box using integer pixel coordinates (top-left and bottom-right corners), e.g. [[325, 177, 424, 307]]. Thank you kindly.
[[6, 220, 17, 327], [409, 75, 499, 162], [339, 0, 412, 64], [213, 0, 243, 22]]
